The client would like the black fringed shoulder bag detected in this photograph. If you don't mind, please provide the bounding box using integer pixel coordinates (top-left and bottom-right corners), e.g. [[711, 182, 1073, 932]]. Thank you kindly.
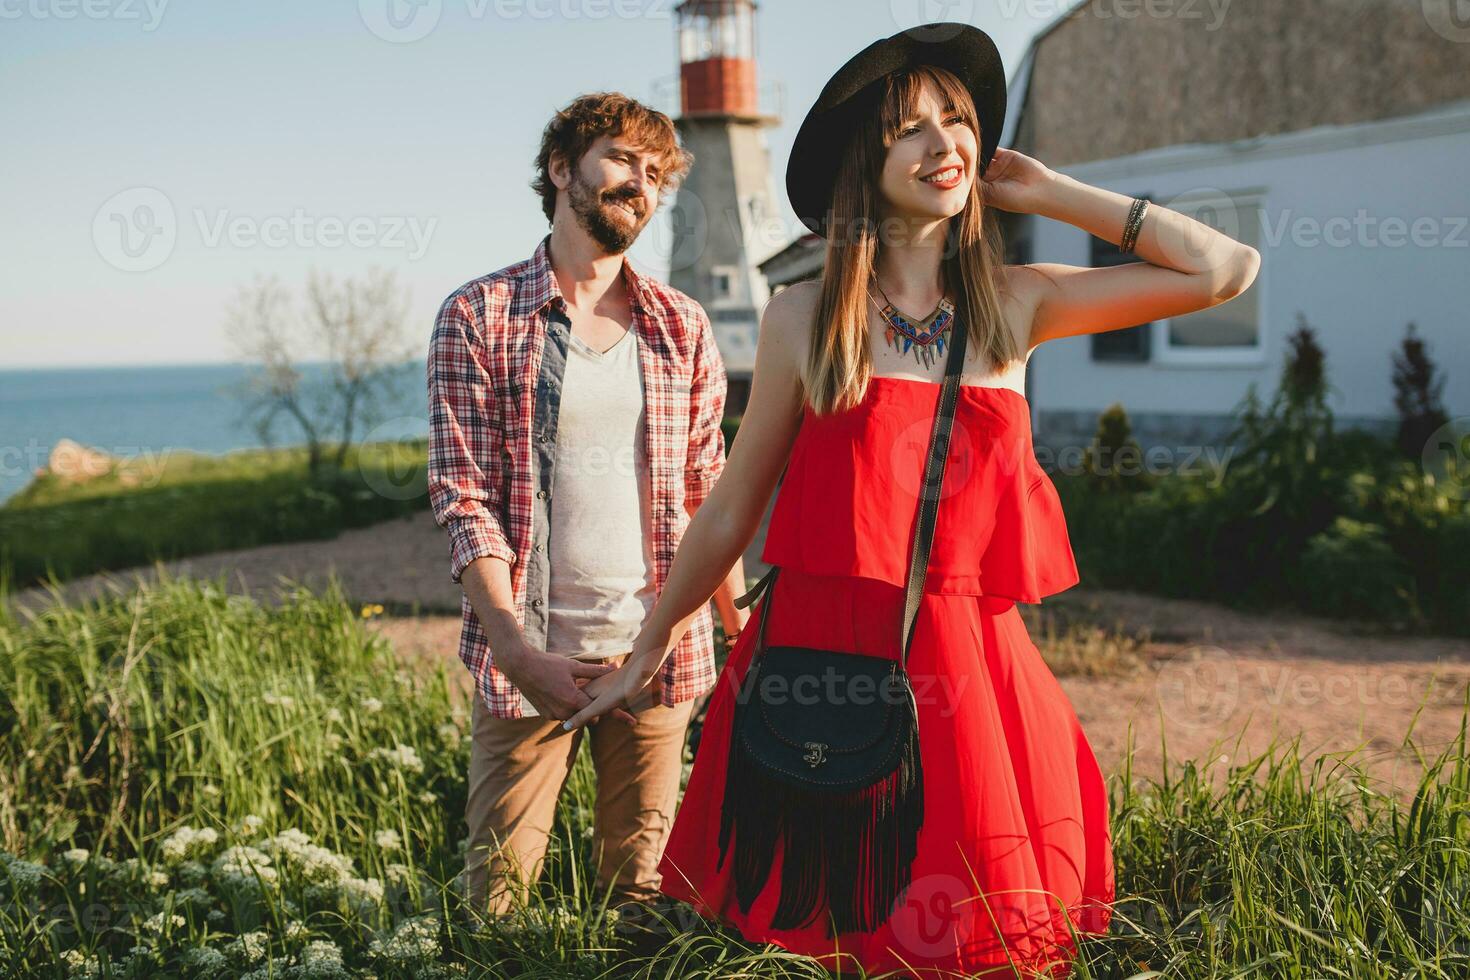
[[715, 314, 969, 937]]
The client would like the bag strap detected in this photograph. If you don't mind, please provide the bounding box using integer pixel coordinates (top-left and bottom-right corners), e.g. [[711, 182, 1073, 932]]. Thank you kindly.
[[900, 309, 968, 665], [735, 314, 969, 668]]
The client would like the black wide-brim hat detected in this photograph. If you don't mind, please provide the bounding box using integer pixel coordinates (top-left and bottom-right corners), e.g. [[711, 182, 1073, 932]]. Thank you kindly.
[[786, 22, 1007, 237]]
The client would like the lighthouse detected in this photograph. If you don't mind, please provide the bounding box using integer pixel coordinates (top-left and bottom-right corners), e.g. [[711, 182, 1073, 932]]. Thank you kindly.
[[670, 0, 781, 414]]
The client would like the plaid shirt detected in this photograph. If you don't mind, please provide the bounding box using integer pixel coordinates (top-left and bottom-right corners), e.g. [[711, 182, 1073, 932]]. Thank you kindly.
[[427, 234, 727, 718]]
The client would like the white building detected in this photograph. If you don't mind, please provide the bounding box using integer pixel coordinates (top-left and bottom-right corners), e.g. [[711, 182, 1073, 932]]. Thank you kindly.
[[1003, 0, 1470, 451]]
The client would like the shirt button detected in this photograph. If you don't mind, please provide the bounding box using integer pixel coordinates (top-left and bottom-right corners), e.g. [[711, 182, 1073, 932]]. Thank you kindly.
[[536, 489, 548, 499], [531, 598, 543, 609], [534, 543, 545, 554]]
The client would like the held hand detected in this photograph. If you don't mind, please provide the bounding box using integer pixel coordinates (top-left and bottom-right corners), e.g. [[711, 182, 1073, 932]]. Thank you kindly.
[[560, 665, 633, 731], [977, 147, 1056, 215], [626, 661, 666, 714], [573, 669, 641, 726], [561, 657, 661, 731], [496, 643, 635, 724]]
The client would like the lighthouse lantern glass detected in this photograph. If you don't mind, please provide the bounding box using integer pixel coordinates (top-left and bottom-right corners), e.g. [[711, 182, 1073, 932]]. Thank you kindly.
[[677, 0, 755, 63]]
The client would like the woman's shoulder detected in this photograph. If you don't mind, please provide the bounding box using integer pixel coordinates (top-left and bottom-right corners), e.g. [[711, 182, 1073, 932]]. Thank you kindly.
[[759, 279, 823, 365], [998, 264, 1044, 358], [763, 279, 823, 323]]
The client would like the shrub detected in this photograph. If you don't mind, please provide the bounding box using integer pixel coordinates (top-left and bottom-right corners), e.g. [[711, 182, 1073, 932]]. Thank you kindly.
[[1296, 516, 1417, 623], [1084, 403, 1154, 493], [1392, 321, 1450, 462], [1213, 314, 1340, 603]]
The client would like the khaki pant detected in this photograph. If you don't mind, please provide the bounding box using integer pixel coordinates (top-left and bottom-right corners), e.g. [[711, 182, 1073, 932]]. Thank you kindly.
[[462, 654, 696, 920]]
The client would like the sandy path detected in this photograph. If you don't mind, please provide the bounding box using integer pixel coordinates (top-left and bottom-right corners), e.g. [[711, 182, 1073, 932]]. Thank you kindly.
[[10, 509, 1470, 801]]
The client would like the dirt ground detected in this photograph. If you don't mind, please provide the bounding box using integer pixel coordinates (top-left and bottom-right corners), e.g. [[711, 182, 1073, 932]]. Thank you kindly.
[[12, 509, 1470, 803]]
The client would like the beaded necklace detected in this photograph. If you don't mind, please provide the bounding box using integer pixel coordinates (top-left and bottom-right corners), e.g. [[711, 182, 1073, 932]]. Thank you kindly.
[[870, 281, 956, 370]]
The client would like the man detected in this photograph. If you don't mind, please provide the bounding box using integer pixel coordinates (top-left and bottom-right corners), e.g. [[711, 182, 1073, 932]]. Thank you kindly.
[[426, 91, 749, 928]]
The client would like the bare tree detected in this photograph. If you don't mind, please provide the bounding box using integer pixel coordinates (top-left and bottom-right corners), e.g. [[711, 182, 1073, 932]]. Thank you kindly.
[[228, 267, 416, 475]]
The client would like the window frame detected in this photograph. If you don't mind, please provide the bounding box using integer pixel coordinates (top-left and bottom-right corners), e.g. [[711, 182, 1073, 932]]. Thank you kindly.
[[1153, 188, 1268, 369]]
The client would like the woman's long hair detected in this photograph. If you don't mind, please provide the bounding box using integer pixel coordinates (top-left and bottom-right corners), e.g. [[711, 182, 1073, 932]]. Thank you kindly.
[[803, 64, 1018, 415]]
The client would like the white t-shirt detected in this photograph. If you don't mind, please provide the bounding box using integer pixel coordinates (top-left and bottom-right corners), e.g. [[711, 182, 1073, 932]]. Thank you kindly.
[[542, 326, 658, 662]]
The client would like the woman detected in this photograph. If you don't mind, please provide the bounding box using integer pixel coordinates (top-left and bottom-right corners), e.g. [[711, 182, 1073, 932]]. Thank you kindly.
[[563, 22, 1260, 978]]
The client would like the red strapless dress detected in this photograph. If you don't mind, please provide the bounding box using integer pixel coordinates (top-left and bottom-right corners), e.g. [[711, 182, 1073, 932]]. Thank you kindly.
[[656, 376, 1116, 978]]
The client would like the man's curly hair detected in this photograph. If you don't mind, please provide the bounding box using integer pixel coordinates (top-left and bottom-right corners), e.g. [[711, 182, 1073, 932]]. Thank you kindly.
[[532, 92, 694, 225]]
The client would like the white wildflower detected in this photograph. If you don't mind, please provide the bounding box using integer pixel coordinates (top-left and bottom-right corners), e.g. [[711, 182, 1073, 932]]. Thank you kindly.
[[147, 869, 169, 888], [240, 959, 290, 980], [143, 910, 185, 933], [178, 860, 207, 886], [340, 875, 385, 914], [182, 946, 227, 972], [369, 744, 423, 773], [213, 845, 278, 888], [240, 814, 265, 836], [300, 938, 345, 970], [0, 853, 47, 890], [59, 948, 100, 979], [226, 929, 270, 964], [436, 722, 461, 742], [61, 848, 90, 867], [326, 707, 344, 724], [175, 886, 212, 906], [262, 830, 354, 884], [162, 832, 190, 861], [161, 825, 220, 863], [263, 691, 296, 709], [361, 697, 383, 713], [273, 828, 311, 848], [369, 914, 441, 962], [374, 829, 402, 851], [517, 904, 576, 936], [418, 790, 437, 805]]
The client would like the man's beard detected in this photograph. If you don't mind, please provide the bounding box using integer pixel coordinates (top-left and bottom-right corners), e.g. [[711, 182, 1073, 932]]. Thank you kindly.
[[567, 170, 649, 253]]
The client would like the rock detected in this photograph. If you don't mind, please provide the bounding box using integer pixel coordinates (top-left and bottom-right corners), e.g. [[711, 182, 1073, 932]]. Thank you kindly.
[[41, 439, 120, 484]]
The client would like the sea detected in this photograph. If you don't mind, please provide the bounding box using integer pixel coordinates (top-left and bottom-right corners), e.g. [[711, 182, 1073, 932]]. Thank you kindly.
[[0, 362, 430, 507]]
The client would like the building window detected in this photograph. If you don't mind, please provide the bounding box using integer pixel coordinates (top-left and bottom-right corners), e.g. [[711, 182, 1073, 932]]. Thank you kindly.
[[1156, 190, 1264, 365], [1087, 193, 1152, 363], [710, 265, 736, 300]]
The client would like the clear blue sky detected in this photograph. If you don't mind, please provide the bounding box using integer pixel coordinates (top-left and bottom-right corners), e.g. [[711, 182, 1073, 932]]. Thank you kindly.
[[1, 0, 1054, 369]]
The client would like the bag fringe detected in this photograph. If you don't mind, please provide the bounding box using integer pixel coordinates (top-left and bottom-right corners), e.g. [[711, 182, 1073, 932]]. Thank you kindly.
[[716, 714, 925, 936]]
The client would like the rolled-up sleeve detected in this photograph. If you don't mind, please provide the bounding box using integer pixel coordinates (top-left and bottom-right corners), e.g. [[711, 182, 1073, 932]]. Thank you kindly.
[[684, 306, 729, 511], [426, 291, 516, 583]]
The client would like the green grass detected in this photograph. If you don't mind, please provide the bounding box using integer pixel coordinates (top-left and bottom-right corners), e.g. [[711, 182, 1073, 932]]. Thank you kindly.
[[3, 577, 1469, 977], [0, 439, 430, 589], [0, 426, 749, 595]]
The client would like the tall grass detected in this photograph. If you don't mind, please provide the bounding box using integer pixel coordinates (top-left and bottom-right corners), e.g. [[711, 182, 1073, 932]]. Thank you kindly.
[[2, 578, 1469, 977]]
